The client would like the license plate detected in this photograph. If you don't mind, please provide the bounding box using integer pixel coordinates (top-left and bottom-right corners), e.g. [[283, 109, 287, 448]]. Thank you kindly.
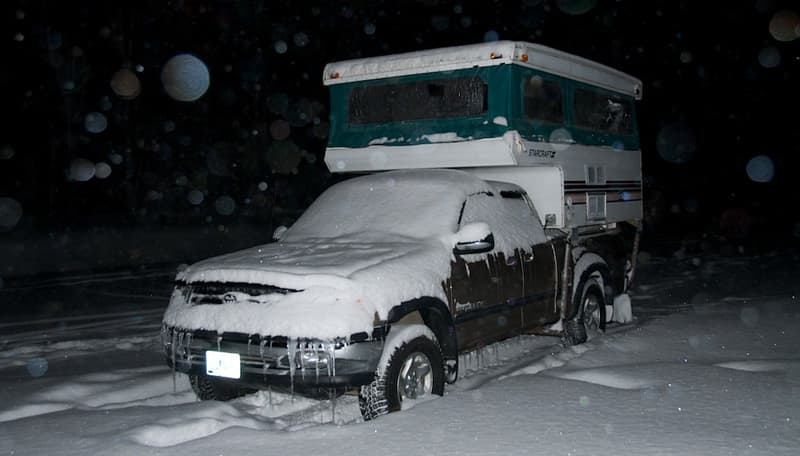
[[205, 350, 241, 379]]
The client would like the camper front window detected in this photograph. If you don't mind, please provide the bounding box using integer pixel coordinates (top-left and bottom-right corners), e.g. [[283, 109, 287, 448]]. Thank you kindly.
[[348, 76, 487, 125], [574, 88, 633, 134]]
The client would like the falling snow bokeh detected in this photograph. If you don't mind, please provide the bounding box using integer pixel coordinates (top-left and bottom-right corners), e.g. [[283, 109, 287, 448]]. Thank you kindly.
[[110, 69, 141, 100], [656, 121, 696, 164], [160, 54, 210, 102], [0, 197, 23, 229], [0, 0, 797, 278], [746, 155, 775, 183]]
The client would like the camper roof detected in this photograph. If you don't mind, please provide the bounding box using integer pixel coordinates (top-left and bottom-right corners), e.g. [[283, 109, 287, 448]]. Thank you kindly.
[[323, 41, 642, 100]]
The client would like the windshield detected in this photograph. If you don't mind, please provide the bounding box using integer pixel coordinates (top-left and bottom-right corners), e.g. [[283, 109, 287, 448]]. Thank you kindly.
[[283, 170, 487, 241]]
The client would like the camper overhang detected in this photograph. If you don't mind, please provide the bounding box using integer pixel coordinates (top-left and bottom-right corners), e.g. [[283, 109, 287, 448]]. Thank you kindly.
[[325, 132, 521, 173]]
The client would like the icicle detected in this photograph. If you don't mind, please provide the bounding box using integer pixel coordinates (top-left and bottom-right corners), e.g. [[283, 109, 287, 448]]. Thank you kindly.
[[330, 387, 337, 423], [260, 338, 268, 376], [171, 329, 177, 393], [216, 334, 222, 351], [315, 348, 320, 384], [176, 330, 183, 352], [268, 385, 273, 407], [300, 341, 306, 379], [325, 344, 332, 378], [287, 338, 296, 398], [323, 341, 337, 379], [329, 340, 338, 423]]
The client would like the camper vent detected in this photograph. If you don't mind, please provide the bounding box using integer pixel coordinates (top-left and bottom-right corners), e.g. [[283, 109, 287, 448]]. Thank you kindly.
[[586, 193, 607, 220], [584, 165, 606, 185]]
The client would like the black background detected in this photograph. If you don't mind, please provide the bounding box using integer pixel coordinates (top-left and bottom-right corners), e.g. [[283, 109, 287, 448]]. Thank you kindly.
[[2, 0, 799, 257]]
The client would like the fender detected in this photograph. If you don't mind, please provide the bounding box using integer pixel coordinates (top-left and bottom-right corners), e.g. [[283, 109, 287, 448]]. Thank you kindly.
[[386, 297, 459, 382], [375, 324, 437, 377], [571, 251, 607, 299], [566, 250, 611, 321]]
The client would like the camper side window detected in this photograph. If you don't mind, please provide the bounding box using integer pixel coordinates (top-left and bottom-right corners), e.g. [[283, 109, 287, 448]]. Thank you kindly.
[[348, 76, 487, 125], [523, 75, 563, 124], [574, 88, 633, 134]]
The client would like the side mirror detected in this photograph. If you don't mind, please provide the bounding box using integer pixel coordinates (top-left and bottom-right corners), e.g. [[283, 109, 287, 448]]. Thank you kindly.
[[454, 234, 495, 255], [272, 225, 288, 241], [453, 222, 495, 255]]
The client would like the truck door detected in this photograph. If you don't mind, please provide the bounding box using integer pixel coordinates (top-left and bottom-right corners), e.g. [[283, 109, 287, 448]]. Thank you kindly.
[[521, 243, 559, 328], [520, 195, 561, 329], [448, 253, 500, 350], [449, 192, 523, 351]]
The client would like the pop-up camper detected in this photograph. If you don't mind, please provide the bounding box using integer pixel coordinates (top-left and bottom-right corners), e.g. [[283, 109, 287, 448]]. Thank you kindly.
[[323, 40, 643, 233]]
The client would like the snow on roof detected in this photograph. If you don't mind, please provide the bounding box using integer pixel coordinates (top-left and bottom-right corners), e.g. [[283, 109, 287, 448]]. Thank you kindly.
[[323, 41, 642, 99], [284, 168, 493, 241]]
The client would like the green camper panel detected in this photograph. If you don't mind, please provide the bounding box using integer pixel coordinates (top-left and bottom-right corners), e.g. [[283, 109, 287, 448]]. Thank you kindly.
[[328, 63, 639, 151], [328, 66, 513, 149]]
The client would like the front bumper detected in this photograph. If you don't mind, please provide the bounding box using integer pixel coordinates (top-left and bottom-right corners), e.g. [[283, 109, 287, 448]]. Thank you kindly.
[[161, 325, 383, 390]]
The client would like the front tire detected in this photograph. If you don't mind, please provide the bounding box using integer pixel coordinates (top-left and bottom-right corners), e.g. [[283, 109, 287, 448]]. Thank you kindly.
[[190, 375, 254, 401], [359, 335, 445, 421]]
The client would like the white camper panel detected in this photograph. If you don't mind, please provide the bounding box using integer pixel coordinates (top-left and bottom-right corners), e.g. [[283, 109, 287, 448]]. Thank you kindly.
[[512, 138, 643, 228], [325, 135, 518, 173], [325, 133, 642, 229], [465, 167, 564, 228]]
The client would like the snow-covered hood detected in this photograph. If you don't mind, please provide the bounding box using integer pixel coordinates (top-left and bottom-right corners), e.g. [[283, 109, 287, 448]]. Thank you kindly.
[[176, 236, 429, 292], [164, 234, 455, 339]]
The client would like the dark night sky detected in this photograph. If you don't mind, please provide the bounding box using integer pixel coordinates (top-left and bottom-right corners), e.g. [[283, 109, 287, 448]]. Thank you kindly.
[[1, 0, 799, 250]]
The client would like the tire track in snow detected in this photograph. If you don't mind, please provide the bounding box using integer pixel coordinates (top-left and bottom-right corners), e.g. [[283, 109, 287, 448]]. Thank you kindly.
[[0, 309, 164, 350]]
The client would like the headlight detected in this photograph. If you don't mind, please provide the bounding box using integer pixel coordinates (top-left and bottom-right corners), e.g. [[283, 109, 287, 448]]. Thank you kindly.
[[178, 284, 193, 302], [295, 349, 331, 371]]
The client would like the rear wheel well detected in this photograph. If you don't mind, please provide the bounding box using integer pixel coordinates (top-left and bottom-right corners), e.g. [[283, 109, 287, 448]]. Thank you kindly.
[[568, 256, 612, 321], [581, 233, 629, 294]]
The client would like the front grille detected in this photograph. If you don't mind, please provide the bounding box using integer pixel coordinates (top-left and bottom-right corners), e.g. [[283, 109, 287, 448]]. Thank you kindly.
[[180, 282, 297, 305], [163, 327, 293, 374], [162, 326, 384, 383], [191, 329, 289, 348]]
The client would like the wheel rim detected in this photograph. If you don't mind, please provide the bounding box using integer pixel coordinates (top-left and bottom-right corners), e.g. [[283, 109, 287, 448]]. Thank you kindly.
[[582, 292, 602, 331], [397, 352, 433, 401]]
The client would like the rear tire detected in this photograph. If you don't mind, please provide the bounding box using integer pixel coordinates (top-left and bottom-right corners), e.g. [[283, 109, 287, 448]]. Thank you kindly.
[[564, 268, 607, 346], [359, 335, 445, 421], [190, 375, 255, 401]]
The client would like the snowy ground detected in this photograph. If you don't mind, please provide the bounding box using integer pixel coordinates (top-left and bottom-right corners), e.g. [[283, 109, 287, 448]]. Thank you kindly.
[[1, 249, 799, 455]]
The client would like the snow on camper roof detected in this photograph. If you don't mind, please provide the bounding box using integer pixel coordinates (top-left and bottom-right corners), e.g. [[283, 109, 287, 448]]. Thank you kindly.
[[323, 41, 643, 99]]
